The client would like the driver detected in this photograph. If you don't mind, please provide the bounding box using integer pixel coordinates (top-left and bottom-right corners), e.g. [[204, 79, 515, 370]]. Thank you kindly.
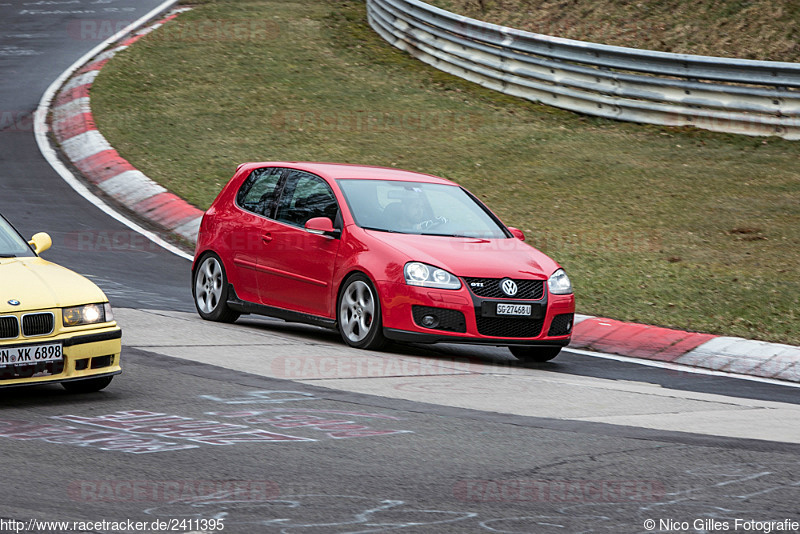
[[399, 197, 448, 232], [400, 198, 426, 230]]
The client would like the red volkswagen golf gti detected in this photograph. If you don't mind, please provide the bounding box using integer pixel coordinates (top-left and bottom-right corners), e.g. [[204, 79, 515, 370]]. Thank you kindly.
[[192, 162, 575, 361]]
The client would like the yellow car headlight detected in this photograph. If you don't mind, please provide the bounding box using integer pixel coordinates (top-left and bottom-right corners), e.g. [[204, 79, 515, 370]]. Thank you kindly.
[[62, 303, 112, 327]]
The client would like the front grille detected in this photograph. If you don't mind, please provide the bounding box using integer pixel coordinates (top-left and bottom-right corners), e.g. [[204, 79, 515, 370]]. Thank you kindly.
[[476, 316, 544, 338], [412, 306, 467, 333], [464, 278, 545, 300], [548, 313, 574, 336], [22, 313, 54, 337], [0, 316, 19, 339]]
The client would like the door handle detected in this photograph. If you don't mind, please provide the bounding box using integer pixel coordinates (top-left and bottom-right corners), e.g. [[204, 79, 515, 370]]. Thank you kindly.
[[261, 233, 273, 243]]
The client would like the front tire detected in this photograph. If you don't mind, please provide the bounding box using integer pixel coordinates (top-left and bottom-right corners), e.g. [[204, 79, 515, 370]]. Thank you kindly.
[[337, 273, 387, 350], [509, 346, 561, 362], [193, 253, 240, 323], [62, 375, 113, 393]]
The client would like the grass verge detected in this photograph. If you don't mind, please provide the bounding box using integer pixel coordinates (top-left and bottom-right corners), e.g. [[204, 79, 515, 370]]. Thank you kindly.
[[90, 0, 800, 344], [429, 0, 800, 62]]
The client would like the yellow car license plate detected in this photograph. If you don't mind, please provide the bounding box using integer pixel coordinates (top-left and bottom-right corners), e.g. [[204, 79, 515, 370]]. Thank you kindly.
[[0, 343, 63, 366]]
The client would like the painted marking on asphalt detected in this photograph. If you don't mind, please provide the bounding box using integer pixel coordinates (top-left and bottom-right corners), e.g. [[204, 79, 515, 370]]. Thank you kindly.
[[55, 410, 314, 445], [143, 494, 479, 530], [204, 391, 413, 439], [199, 390, 317, 404], [206, 408, 412, 440], [0, 392, 413, 454], [0, 418, 198, 454]]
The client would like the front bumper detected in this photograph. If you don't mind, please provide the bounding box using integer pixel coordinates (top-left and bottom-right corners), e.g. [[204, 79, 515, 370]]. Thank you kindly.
[[0, 327, 122, 389], [377, 281, 574, 346]]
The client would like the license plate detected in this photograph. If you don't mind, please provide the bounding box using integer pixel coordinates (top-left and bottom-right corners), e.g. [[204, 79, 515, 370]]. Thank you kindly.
[[496, 303, 531, 316], [0, 343, 63, 367]]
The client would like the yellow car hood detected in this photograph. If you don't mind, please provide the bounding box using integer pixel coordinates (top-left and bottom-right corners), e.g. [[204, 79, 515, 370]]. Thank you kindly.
[[0, 257, 108, 313]]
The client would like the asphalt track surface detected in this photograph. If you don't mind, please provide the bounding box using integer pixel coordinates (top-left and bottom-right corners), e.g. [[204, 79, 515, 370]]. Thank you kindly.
[[1, 2, 799, 533], [0, 0, 191, 312]]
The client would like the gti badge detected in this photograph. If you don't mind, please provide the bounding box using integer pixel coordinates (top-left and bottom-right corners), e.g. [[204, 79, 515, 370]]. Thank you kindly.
[[8, 299, 20, 306], [500, 279, 518, 297]]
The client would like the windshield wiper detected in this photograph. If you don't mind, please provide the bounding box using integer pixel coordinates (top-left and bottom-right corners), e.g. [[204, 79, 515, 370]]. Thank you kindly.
[[422, 233, 475, 238], [0, 254, 17, 258], [361, 226, 402, 234]]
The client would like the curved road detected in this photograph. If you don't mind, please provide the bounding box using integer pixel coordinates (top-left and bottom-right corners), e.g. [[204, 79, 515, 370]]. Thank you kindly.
[[0, 0, 190, 311], [1, 2, 799, 532]]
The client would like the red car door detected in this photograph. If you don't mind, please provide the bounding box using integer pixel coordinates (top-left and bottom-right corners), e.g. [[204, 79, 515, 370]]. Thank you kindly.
[[226, 167, 284, 303], [256, 170, 341, 318]]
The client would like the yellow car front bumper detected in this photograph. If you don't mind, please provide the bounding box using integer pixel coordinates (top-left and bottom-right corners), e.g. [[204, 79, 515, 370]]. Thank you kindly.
[[0, 326, 121, 389]]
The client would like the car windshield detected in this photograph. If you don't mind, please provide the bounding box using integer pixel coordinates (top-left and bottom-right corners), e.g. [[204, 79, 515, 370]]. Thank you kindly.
[[338, 179, 508, 238], [0, 216, 35, 258]]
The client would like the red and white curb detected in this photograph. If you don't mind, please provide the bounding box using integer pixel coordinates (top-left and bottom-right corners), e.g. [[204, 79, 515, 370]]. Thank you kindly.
[[38, 3, 800, 386], [47, 7, 203, 245], [570, 315, 799, 384]]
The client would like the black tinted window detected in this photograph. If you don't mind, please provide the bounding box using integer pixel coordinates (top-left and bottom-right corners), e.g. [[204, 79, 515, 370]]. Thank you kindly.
[[237, 167, 283, 217], [276, 171, 338, 227]]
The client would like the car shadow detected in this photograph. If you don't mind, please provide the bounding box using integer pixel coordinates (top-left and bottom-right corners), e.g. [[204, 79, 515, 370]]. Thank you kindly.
[[232, 314, 560, 372], [0, 383, 121, 406]]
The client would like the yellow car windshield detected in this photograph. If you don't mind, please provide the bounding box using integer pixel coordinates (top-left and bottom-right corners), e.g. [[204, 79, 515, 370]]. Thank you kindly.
[[0, 215, 36, 258]]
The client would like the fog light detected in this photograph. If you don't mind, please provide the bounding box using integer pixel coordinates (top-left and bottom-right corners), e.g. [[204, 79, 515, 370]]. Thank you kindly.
[[421, 315, 439, 328]]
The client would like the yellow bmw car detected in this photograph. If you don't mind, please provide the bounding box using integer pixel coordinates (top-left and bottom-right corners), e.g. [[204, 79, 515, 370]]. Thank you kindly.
[[0, 213, 121, 392]]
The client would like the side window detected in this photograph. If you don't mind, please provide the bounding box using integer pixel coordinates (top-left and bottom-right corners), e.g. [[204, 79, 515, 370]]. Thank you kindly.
[[275, 171, 339, 228], [236, 167, 283, 217]]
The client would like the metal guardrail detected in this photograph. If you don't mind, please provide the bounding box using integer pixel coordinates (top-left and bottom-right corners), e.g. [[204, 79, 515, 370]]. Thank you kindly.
[[367, 0, 800, 139]]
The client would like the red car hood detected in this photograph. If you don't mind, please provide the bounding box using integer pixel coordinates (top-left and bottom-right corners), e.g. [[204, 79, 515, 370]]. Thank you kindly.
[[364, 230, 559, 279]]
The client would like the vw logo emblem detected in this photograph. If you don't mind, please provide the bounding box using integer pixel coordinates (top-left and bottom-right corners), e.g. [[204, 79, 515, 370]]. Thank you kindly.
[[500, 279, 518, 296], [8, 300, 20, 306]]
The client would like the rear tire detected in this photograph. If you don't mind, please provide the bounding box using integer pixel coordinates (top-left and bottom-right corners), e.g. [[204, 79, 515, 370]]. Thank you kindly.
[[62, 375, 113, 393], [337, 273, 387, 350], [193, 253, 240, 323], [509, 346, 561, 362]]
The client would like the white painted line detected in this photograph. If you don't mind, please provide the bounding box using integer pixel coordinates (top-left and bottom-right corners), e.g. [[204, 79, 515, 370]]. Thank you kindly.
[[566, 347, 800, 389], [34, 0, 192, 262]]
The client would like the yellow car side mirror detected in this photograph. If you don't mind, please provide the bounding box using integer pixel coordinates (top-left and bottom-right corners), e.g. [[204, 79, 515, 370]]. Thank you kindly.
[[29, 232, 52, 254]]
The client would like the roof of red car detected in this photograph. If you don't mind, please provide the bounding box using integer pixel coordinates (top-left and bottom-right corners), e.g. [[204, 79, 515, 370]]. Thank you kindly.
[[237, 162, 458, 185]]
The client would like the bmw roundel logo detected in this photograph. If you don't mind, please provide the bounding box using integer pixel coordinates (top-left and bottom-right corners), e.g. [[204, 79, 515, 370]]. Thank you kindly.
[[8, 299, 20, 306], [500, 279, 518, 297]]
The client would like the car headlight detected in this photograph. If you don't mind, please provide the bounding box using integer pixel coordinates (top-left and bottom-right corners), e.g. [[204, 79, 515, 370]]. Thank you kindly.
[[548, 269, 573, 295], [63, 302, 113, 327], [404, 262, 461, 290]]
